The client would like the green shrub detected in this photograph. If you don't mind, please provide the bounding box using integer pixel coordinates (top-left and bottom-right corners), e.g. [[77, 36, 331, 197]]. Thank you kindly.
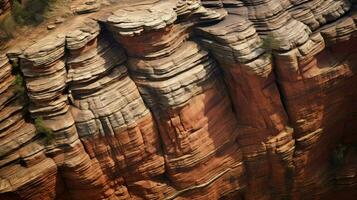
[[332, 144, 348, 167], [282, 196, 291, 200], [11, 0, 53, 25], [1, 0, 61, 43], [10, 63, 30, 115], [13, 74, 25, 95], [10, 59, 20, 74], [35, 116, 54, 143], [261, 33, 281, 55], [0, 13, 16, 41]]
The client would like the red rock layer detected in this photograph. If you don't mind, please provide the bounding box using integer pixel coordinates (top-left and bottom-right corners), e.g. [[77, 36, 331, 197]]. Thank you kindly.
[[0, 0, 356, 199], [275, 28, 357, 200], [106, 1, 246, 199], [196, 14, 295, 199], [0, 52, 57, 200], [18, 24, 120, 200], [67, 21, 171, 199], [197, 0, 357, 199]]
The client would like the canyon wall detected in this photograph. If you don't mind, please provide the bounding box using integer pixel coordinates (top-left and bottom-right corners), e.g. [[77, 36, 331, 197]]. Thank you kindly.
[[0, 0, 10, 15], [0, 0, 356, 199]]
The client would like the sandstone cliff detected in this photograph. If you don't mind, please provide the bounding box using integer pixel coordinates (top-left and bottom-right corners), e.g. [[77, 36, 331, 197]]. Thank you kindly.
[[0, 0, 10, 15], [0, 0, 356, 199]]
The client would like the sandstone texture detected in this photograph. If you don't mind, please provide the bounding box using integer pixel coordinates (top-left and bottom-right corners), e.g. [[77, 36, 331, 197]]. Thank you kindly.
[[0, 0, 10, 15], [0, 0, 356, 199]]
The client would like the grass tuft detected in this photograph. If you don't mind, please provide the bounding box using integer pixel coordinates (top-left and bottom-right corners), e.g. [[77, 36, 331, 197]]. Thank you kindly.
[[35, 116, 55, 144], [261, 33, 281, 56], [332, 144, 348, 167]]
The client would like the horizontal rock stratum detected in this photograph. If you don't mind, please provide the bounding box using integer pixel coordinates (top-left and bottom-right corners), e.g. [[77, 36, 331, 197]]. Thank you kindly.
[[0, 0, 356, 199]]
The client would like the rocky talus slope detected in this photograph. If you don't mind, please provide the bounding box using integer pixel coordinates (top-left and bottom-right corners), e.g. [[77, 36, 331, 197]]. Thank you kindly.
[[0, 0, 356, 199]]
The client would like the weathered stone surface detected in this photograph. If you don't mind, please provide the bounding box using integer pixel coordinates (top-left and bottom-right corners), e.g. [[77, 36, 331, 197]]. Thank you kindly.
[[20, 34, 68, 118], [196, 0, 357, 199], [107, 2, 246, 198], [107, 2, 177, 36], [0, 0, 10, 15], [66, 22, 172, 198], [0, 0, 357, 199], [274, 34, 357, 200], [127, 42, 219, 110], [66, 19, 101, 51], [74, 0, 100, 15], [0, 51, 61, 200], [287, 0, 352, 31]]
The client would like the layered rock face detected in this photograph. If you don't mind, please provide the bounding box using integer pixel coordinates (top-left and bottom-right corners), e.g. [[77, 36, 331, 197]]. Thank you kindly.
[[104, 2, 245, 199], [0, 0, 356, 199], [0, 0, 10, 15]]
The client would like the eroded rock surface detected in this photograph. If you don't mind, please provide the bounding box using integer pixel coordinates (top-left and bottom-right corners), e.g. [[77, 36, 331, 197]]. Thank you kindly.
[[0, 0, 356, 199], [0, 0, 10, 15]]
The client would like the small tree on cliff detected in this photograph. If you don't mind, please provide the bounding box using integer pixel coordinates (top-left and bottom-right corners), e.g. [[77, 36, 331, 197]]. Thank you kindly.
[[11, 0, 52, 25], [35, 116, 55, 144], [11, 61, 30, 113], [261, 33, 281, 56], [331, 144, 348, 167]]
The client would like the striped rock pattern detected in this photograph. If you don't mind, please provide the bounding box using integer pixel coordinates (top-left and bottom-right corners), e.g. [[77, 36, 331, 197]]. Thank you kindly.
[[0, 0, 10, 15], [0, 0, 356, 199]]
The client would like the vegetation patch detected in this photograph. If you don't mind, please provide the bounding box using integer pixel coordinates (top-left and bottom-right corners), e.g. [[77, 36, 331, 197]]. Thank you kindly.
[[11, 0, 55, 25], [0, 0, 58, 43], [331, 144, 348, 167], [13, 74, 25, 94], [261, 33, 281, 56], [35, 116, 55, 144], [0, 12, 16, 41], [11, 61, 27, 98]]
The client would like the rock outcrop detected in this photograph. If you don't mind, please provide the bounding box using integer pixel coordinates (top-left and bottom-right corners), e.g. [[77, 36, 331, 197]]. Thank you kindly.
[[196, 13, 295, 199], [0, 0, 356, 199], [0, 0, 10, 15]]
